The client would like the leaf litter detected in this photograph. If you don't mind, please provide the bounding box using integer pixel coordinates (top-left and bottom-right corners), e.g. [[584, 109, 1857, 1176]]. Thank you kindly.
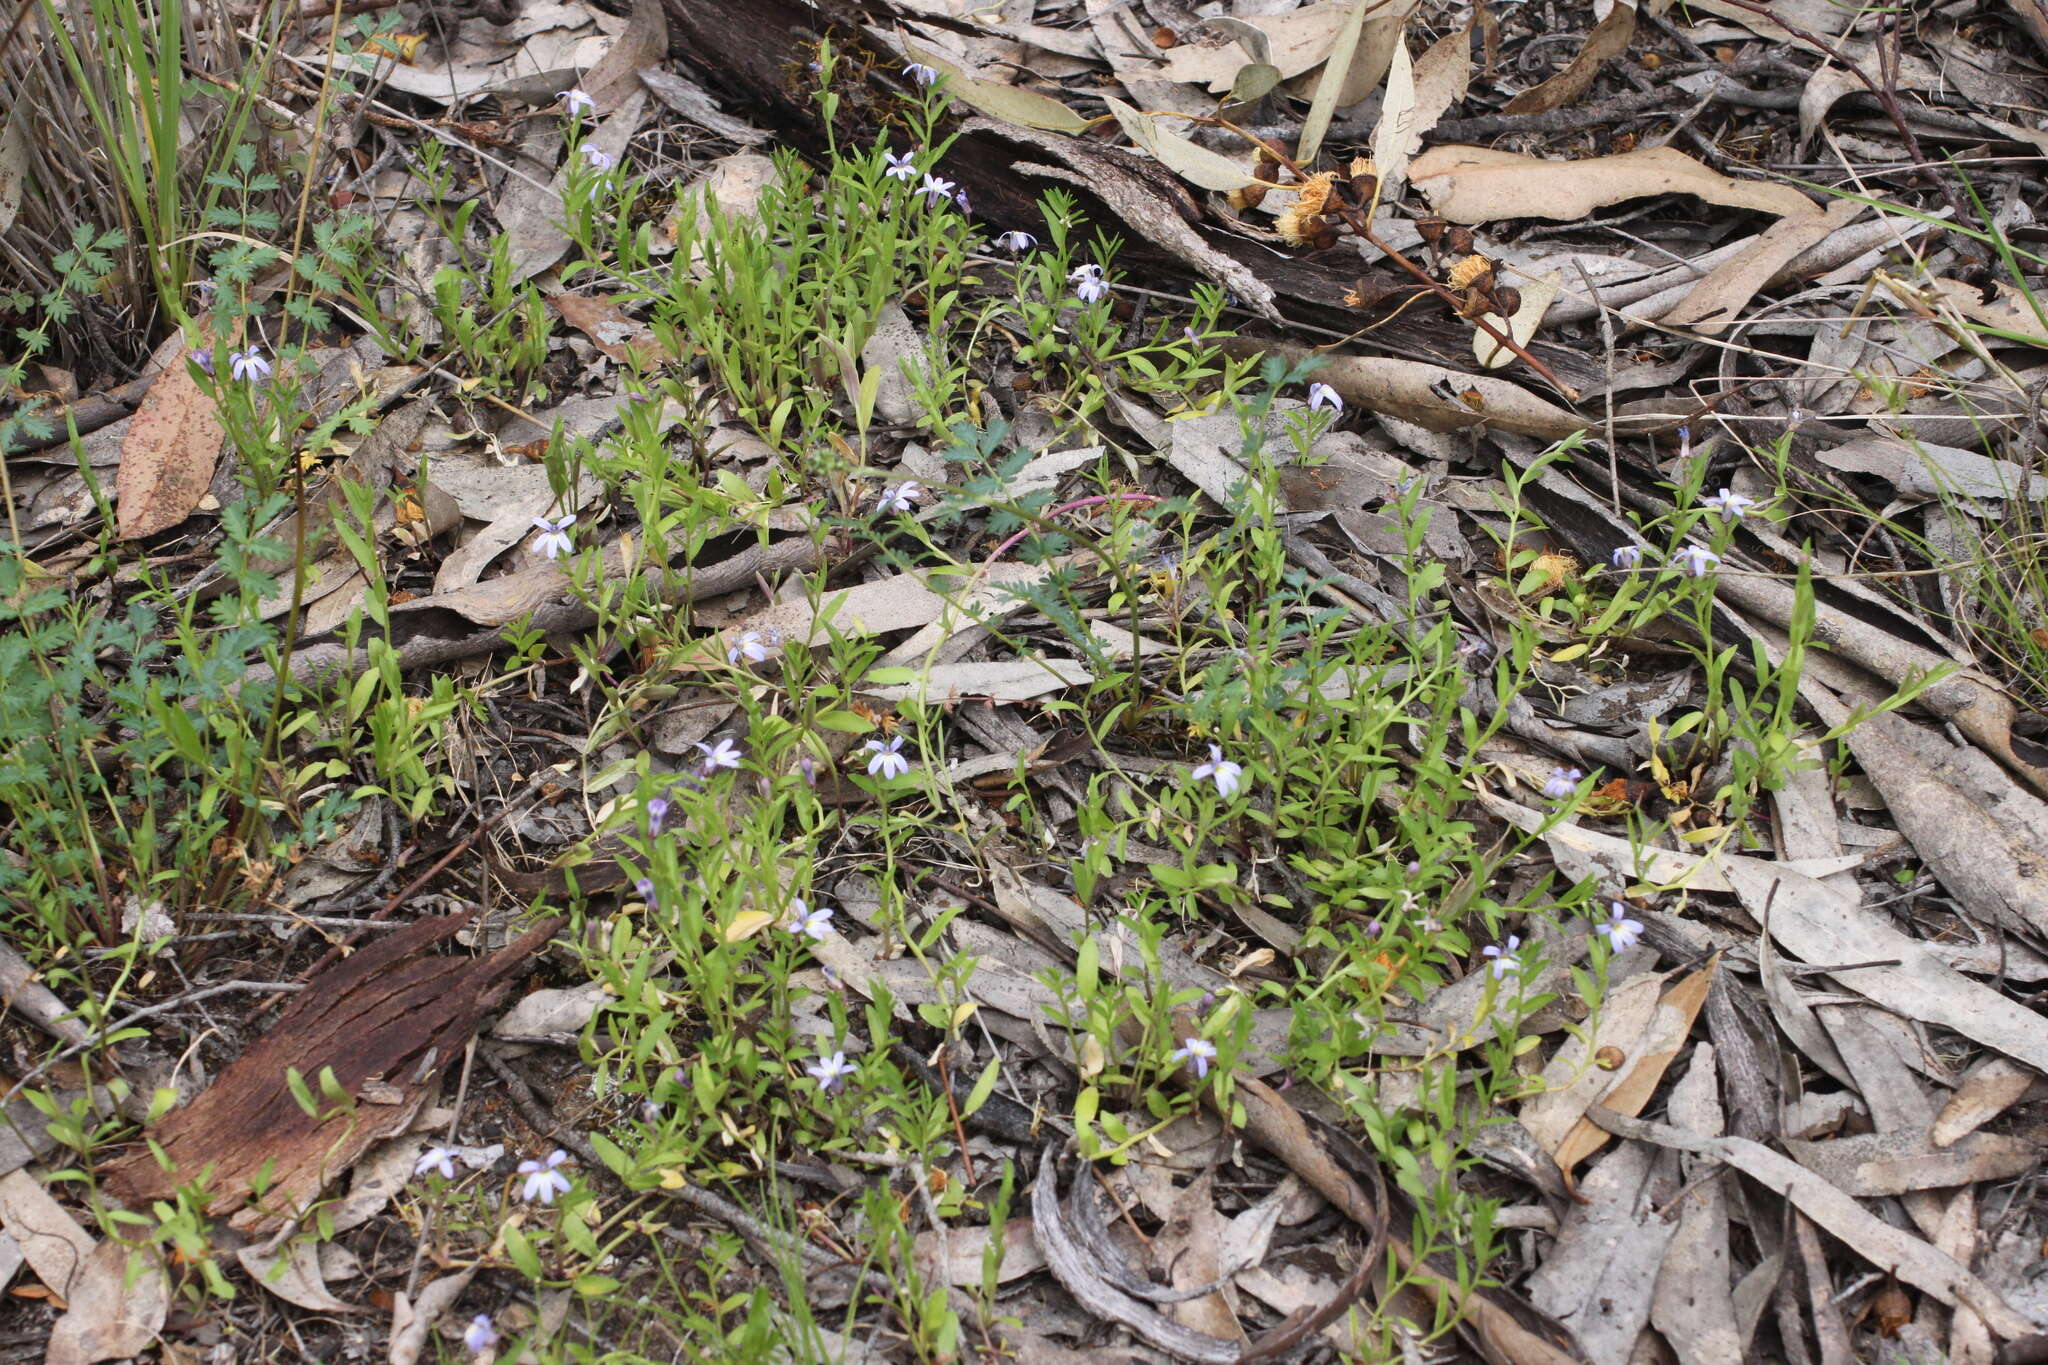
[[5, 0, 2048, 1359]]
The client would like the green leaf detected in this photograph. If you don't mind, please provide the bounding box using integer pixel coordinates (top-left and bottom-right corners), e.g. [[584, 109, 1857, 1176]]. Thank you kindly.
[[811, 709, 873, 733]]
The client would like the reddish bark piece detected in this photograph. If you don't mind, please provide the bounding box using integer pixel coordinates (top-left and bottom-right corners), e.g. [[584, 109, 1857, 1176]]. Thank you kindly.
[[116, 349, 223, 540], [104, 913, 559, 1218], [548, 293, 671, 367]]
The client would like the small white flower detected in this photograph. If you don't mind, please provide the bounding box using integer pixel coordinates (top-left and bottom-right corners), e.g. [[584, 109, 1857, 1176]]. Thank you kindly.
[[807, 1051, 857, 1091], [882, 148, 918, 181], [1307, 382, 1343, 414], [517, 1149, 572, 1205], [228, 347, 271, 382], [1482, 935, 1521, 980], [1675, 545, 1721, 578], [696, 738, 744, 772], [529, 514, 576, 560], [560, 88, 595, 116], [1189, 744, 1243, 800], [414, 1146, 457, 1181], [1542, 766, 1582, 800], [864, 735, 911, 780], [1170, 1037, 1218, 1079], [1701, 488, 1755, 520], [916, 173, 956, 205], [464, 1313, 499, 1353], [903, 61, 939, 86], [727, 630, 770, 665], [1070, 263, 1108, 304], [581, 145, 614, 170], [994, 230, 1036, 252], [1598, 902, 1645, 952], [1611, 544, 1646, 570], [877, 480, 923, 513]]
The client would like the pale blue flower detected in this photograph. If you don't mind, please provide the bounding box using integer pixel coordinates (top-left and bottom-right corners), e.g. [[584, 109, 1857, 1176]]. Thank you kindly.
[[581, 145, 614, 170], [414, 1146, 457, 1180], [903, 61, 939, 86], [1542, 766, 1582, 799], [1190, 744, 1243, 800], [464, 1313, 499, 1353], [697, 738, 744, 773], [228, 347, 271, 382], [994, 230, 1036, 252], [1482, 935, 1521, 980], [864, 735, 911, 779], [1170, 1037, 1218, 1079], [727, 630, 770, 665], [561, 88, 595, 116], [1070, 263, 1108, 304], [1611, 544, 1646, 570], [916, 173, 956, 205], [528, 514, 576, 560], [1598, 902, 1645, 951], [645, 797, 670, 835], [807, 1051, 856, 1091], [1307, 382, 1343, 413], [877, 481, 923, 513], [1675, 545, 1721, 577], [517, 1149, 572, 1204], [788, 899, 835, 940], [883, 148, 918, 181], [1701, 488, 1754, 520]]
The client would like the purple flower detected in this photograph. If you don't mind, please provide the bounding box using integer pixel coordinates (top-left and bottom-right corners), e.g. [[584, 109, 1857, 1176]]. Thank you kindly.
[[228, 347, 271, 382], [807, 1051, 857, 1091], [882, 148, 918, 181], [414, 1146, 457, 1180], [697, 738, 744, 773], [516, 1149, 572, 1204], [561, 88, 595, 116], [1542, 766, 1582, 800], [1701, 488, 1754, 521], [189, 348, 214, 376], [1611, 544, 1646, 570], [954, 189, 971, 214], [645, 797, 670, 836], [994, 230, 1036, 252], [464, 1313, 499, 1353], [1598, 902, 1645, 951], [1170, 1037, 1218, 1079], [634, 877, 656, 903], [903, 61, 939, 86], [864, 735, 911, 779], [1675, 545, 1721, 578], [1070, 263, 1109, 304], [1482, 935, 1521, 980], [1307, 382, 1343, 414], [581, 145, 614, 171], [1190, 744, 1243, 800], [529, 514, 576, 560], [916, 173, 956, 205]]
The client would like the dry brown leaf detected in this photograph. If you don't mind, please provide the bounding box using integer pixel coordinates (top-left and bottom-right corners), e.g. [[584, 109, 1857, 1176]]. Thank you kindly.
[[580, 0, 666, 113], [1153, 3, 1358, 92], [387, 1266, 476, 1365], [1781, 1130, 2041, 1198], [1373, 28, 1471, 202], [1664, 196, 1866, 335], [0, 1170, 94, 1297], [1553, 961, 1716, 1181], [1503, 0, 1635, 114], [116, 344, 223, 540], [1157, 1171, 1244, 1343], [1924, 277, 2048, 346], [912, 1219, 1045, 1287], [238, 1237, 357, 1314], [44, 1240, 169, 1365], [1591, 1108, 2040, 1340], [548, 293, 669, 365], [1409, 144, 1816, 224], [1932, 1058, 2036, 1148], [1219, 338, 1595, 439], [1519, 970, 1667, 1157], [1650, 1045, 1743, 1365]]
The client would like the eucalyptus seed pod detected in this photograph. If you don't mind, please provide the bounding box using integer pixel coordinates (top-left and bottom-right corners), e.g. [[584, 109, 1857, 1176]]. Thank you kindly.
[[1416, 217, 1446, 247], [1350, 171, 1379, 205], [1446, 225, 1475, 255], [1491, 285, 1522, 316]]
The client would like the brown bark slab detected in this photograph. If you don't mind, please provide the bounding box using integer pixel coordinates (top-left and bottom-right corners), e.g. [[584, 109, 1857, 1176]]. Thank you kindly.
[[104, 913, 558, 1220]]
